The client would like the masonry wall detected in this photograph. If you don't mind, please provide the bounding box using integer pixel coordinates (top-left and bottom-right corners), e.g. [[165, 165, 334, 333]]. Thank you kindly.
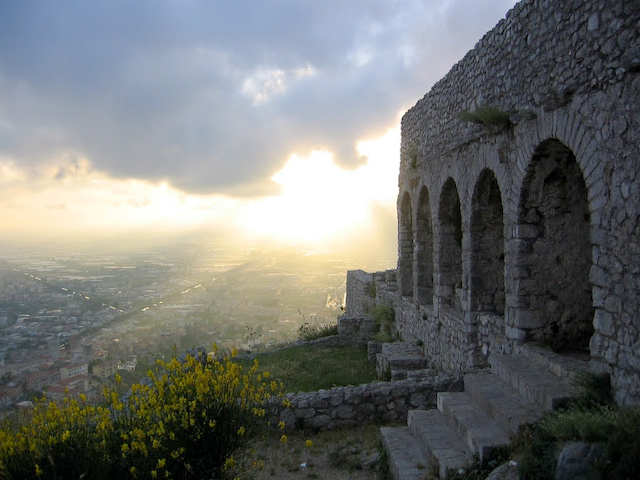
[[278, 374, 463, 431], [345, 270, 376, 317], [391, 0, 640, 405]]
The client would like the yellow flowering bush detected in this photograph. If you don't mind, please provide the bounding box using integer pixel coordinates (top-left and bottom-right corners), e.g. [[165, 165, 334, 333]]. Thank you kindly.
[[0, 350, 284, 479]]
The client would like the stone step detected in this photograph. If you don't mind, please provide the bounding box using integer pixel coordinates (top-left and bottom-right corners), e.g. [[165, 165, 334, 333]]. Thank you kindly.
[[437, 391, 511, 462], [464, 372, 546, 435], [383, 342, 429, 369], [391, 369, 409, 381], [519, 344, 590, 380], [408, 409, 473, 479], [378, 342, 429, 380], [380, 426, 429, 480], [490, 354, 573, 410]]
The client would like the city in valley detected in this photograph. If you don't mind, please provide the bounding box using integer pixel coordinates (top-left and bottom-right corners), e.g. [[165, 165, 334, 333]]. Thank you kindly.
[[0, 241, 394, 413]]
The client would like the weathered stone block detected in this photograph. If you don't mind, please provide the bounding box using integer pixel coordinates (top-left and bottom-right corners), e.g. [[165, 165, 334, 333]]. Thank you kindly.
[[593, 309, 615, 337], [513, 310, 544, 329]]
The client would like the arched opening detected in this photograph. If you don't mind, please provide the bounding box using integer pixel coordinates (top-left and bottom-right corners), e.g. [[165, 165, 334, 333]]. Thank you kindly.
[[399, 192, 414, 298], [471, 169, 505, 314], [517, 139, 593, 352], [416, 186, 434, 305], [438, 179, 462, 307]]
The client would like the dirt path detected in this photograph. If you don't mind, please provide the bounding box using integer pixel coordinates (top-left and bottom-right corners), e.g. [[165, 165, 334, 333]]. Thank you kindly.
[[232, 425, 389, 480]]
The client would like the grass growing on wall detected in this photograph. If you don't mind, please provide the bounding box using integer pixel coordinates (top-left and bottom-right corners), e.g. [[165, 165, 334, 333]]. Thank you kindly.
[[298, 320, 339, 341], [458, 105, 512, 128], [372, 304, 396, 343]]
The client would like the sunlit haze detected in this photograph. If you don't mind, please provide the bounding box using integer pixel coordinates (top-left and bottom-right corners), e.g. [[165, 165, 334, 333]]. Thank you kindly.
[[0, 0, 518, 258]]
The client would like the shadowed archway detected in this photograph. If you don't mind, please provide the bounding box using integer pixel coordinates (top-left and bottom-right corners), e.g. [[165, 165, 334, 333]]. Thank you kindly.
[[416, 186, 434, 305], [516, 139, 593, 352], [399, 192, 414, 298], [438, 178, 462, 307]]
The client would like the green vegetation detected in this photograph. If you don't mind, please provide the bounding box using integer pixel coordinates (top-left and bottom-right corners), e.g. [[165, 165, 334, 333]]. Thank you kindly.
[[298, 320, 338, 341], [0, 350, 284, 479], [512, 372, 639, 480], [245, 344, 377, 393], [372, 304, 396, 343], [432, 372, 639, 480], [458, 105, 512, 128], [514, 405, 640, 479], [407, 144, 419, 169]]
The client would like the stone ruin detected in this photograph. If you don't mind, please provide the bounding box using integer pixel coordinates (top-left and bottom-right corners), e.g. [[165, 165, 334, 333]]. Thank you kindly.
[[346, 0, 640, 406]]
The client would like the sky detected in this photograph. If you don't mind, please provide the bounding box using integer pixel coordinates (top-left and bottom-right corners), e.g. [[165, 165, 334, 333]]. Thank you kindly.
[[0, 0, 518, 256]]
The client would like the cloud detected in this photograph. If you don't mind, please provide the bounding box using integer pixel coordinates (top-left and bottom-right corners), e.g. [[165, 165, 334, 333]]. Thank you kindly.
[[0, 0, 517, 196]]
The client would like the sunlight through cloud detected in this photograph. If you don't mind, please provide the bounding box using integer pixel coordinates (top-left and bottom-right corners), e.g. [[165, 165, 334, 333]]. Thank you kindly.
[[238, 125, 399, 244]]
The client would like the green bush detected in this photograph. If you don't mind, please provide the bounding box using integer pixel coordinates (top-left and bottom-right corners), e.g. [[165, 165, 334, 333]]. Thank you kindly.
[[0, 350, 284, 479], [372, 305, 395, 337], [458, 105, 511, 128], [515, 405, 640, 479], [570, 370, 613, 409]]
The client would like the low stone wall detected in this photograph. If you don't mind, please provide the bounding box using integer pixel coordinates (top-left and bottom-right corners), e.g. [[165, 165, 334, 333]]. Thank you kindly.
[[278, 374, 463, 431]]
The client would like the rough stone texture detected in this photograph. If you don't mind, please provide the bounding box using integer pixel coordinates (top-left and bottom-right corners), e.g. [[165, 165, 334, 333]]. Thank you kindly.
[[555, 442, 606, 480], [337, 316, 377, 345], [347, 0, 640, 406], [383, 349, 588, 480], [345, 270, 376, 317], [376, 342, 430, 379], [485, 462, 520, 480], [278, 374, 463, 431]]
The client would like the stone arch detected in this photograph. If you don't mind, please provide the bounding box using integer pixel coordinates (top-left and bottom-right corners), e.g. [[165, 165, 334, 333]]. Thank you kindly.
[[438, 178, 462, 307], [416, 186, 434, 305], [471, 169, 505, 314], [399, 191, 414, 297], [516, 138, 593, 352]]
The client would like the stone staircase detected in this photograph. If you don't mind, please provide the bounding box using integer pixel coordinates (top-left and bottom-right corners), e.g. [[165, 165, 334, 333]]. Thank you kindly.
[[376, 342, 431, 380], [381, 345, 590, 479]]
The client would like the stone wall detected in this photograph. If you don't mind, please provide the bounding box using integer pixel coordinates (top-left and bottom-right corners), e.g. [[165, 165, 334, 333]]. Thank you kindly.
[[278, 374, 463, 431], [349, 0, 640, 405], [337, 316, 378, 346], [344, 270, 376, 317]]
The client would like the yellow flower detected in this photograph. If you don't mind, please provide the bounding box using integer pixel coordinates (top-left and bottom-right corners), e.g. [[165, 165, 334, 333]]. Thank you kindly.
[[280, 434, 288, 444], [35, 464, 43, 477], [237, 426, 246, 436], [223, 455, 236, 471], [305, 440, 313, 448], [278, 421, 286, 430]]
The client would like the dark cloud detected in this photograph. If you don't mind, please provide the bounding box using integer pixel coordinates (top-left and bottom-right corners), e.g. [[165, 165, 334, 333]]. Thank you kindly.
[[0, 0, 517, 195]]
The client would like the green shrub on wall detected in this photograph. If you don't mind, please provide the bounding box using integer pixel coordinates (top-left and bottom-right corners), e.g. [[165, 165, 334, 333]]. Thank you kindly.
[[458, 105, 512, 128], [372, 305, 396, 343]]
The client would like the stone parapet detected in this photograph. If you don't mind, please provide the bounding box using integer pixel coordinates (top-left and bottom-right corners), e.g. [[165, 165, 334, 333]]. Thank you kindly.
[[278, 374, 463, 431]]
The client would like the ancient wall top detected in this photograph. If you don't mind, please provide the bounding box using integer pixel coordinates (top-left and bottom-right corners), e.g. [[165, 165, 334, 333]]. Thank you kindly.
[[401, 0, 639, 168]]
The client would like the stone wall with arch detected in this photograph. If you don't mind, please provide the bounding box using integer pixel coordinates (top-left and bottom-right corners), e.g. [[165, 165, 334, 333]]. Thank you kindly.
[[382, 0, 640, 404]]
